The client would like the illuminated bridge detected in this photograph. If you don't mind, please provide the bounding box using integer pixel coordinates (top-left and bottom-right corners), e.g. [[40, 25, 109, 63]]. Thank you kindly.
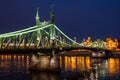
[[0, 8, 110, 53], [0, 8, 81, 52]]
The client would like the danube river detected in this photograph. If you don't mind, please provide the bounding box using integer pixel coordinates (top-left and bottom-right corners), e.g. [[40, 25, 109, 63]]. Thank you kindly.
[[0, 51, 120, 80]]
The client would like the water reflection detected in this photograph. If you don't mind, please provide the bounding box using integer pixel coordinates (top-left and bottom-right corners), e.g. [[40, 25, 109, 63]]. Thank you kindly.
[[60, 55, 91, 80], [0, 54, 31, 78], [60, 54, 120, 80], [0, 52, 120, 80], [60, 56, 91, 72], [30, 71, 60, 80], [108, 58, 120, 76]]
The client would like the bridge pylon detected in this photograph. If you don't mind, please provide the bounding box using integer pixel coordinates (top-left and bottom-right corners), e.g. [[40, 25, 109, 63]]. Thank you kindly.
[[49, 5, 57, 48], [36, 8, 40, 26]]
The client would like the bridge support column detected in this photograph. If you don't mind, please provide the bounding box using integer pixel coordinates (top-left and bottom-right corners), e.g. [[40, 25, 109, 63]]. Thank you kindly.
[[29, 55, 60, 72], [23, 38, 27, 49], [50, 39, 56, 48], [13, 37, 17, 49], [49, 55, 60, 71]]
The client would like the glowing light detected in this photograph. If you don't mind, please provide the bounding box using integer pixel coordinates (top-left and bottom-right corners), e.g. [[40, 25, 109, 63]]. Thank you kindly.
[[83, 37, 92, 46], [105, 38, 119, 50], [108, 58, 120, 76]]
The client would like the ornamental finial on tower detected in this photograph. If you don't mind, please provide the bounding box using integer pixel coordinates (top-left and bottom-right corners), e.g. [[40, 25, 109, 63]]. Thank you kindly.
[[36, 8, 40, 25], [50, 4, 54, 23]]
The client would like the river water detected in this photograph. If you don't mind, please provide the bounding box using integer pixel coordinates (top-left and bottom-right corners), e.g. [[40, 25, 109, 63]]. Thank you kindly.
[[0, 51, 120, 80]]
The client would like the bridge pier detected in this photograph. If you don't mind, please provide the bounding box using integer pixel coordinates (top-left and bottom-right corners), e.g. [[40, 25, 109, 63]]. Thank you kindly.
[[29, 54, 60, 72]]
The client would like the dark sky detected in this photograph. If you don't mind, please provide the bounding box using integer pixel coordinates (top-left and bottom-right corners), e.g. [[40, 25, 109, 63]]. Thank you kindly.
[[0, 0, 120, 42]]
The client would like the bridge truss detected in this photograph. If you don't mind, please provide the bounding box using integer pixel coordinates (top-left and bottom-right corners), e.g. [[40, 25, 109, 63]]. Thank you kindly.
[[0, 9, 80, 50]]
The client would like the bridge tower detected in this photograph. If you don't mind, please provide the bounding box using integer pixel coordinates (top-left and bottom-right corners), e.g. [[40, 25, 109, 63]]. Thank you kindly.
[[36, 8, 40, 26], [49, 5, 56, 47], [35, 8, 41, 48]]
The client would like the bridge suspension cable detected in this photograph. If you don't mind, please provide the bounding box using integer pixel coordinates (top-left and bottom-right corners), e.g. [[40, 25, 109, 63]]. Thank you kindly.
[[0, 24, 52, 38]]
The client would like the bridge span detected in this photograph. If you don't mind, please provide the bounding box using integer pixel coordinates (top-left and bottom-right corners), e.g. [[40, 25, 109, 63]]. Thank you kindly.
[[0, 8, 110, 54]]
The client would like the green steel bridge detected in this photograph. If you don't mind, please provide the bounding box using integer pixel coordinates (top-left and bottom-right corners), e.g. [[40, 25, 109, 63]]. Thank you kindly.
[[0, 8, 80, 51], [0, 8, 110, 53]]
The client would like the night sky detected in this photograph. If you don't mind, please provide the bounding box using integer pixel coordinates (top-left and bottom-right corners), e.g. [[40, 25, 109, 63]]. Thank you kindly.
[[0, 0, 120, 42]]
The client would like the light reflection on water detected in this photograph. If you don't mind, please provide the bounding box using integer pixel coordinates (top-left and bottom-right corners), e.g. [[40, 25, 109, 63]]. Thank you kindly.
[[0, 52, 120, 80], [60, 56, 91, 72], [0, 54, 31, 80]]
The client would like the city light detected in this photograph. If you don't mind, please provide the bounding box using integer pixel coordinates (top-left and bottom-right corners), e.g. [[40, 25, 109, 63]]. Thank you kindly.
[[82, 36, 119, 50]]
